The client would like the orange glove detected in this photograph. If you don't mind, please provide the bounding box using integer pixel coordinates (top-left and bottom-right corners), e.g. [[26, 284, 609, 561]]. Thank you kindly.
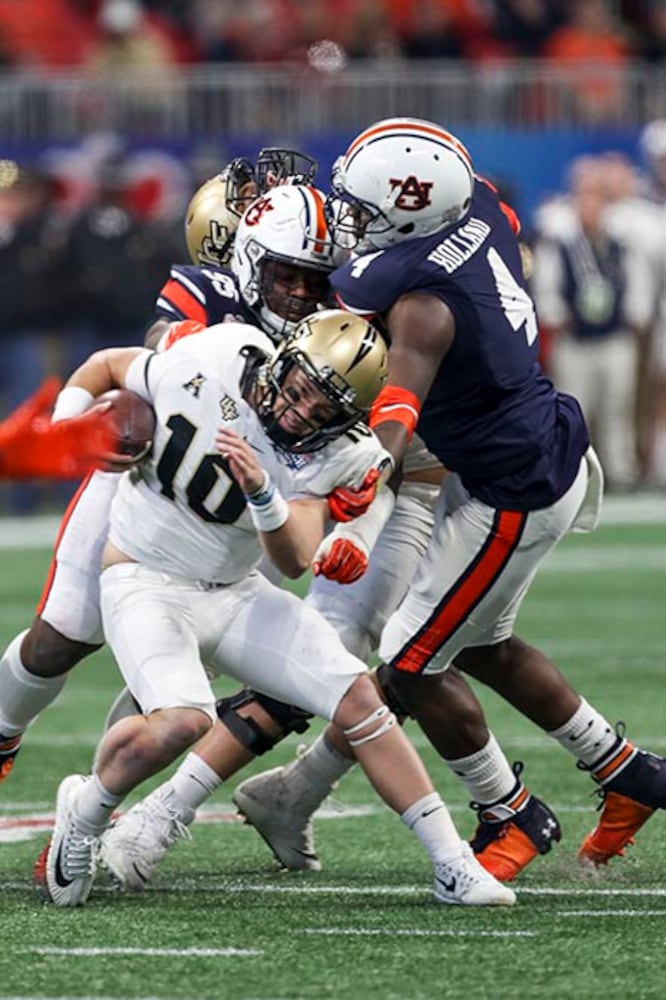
[[312, 535, 369, 583], [327, 467, 382, 523], [0, 376, 63, 453], [0, 403, 116, 480], [163, 319, 206, 350]]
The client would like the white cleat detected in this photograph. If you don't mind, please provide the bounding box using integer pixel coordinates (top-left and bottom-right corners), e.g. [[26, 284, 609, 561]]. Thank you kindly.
[[99, 788, 194, 892], [232, 765, 321, 872], [34, 774, 97, 907], [434, 843, 517, 906]]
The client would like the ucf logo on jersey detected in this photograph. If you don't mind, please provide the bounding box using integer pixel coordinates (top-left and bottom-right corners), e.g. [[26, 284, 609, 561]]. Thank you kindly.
[[389, 176, 433, 211], [218, 394, 239, 422]]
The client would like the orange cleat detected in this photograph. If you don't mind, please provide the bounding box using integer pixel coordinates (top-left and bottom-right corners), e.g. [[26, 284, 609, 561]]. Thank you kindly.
[[471, 793, 561, 882], [0, 734, 22, 783], [578, 792, 655, 867]]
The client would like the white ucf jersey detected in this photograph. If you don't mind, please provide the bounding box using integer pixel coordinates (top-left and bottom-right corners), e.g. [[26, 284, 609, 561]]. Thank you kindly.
[[112, 322, 390, 585]]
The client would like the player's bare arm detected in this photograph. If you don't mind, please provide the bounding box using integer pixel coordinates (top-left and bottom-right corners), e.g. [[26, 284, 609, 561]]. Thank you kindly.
[[216, 427, 328, 578], [378, 292, 456, 465], [57, 347, 150, 401]]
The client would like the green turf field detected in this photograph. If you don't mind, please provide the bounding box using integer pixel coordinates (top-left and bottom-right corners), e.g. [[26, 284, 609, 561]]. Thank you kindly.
[[1, 502, 665, 1000]]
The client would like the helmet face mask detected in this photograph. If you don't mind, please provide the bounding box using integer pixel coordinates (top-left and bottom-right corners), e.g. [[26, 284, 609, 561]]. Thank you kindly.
[[232, 185, 347, 341], [252, 309, 388, 453], [327, 117, 474, 252], [255, 148, 318, 193]]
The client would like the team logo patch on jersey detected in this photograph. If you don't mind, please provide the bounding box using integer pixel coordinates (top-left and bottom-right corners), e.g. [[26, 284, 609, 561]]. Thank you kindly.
[[183, 373, 207, 398], [277, 449, 310, 471], [389, 176, 433, 210], [218, 394, 240, 421]]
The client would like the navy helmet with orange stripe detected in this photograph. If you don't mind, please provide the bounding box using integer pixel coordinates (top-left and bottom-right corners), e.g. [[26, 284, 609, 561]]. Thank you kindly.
[[232, 185, 347, 342], [328, 117, 474, 252]]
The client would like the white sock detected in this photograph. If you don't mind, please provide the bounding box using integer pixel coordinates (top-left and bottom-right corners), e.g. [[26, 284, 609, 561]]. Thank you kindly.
[[401, 792, 462, 863], [548, 698, 617, 768], [75, 773, 124, 835], [0, 631, 68, 736], [170, 752, 222, 812], [445, 733, 518, 806], [296, 732, 355, 795]]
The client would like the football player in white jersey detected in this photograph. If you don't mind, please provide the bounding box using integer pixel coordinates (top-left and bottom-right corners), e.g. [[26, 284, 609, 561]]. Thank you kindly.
[[0, 152, 327, 783], [34, 309, 514, 910], [2, 150, 555, 891]]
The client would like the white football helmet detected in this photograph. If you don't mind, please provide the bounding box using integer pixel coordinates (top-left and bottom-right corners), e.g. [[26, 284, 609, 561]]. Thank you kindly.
[[328, 117, 474, 251], [232, 185, 347, 340]]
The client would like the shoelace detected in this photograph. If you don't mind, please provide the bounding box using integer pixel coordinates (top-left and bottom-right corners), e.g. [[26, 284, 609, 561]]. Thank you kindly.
[[63, 831, 98, 878], [438, 847, 490, 895], [142, 799, 193, 849]]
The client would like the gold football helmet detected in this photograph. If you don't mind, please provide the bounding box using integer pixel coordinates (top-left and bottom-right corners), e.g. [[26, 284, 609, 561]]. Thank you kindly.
[[185, 158, 256, 267], [255, 309, 388, 453]]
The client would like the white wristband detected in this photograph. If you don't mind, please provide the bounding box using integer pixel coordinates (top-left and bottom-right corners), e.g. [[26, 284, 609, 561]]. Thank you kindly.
[[51, 386, 94, 424], [245, 474, 289, 533]]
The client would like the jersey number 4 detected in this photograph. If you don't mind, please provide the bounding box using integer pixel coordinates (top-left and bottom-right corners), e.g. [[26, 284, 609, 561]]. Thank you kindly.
[[487, 247, 538, 346]]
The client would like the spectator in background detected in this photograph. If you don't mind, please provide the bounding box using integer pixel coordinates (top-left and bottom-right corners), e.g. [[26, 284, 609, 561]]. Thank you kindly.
[[401, 0, 466, 59], [86, 0, 180, 72], [0, 0, 93, 68], [599, 150, 663, 484], [56, 153, 184, 370], [0, 162, 65, 513], [531, 158, 643, 491], [638, 118, 666, 484], [543, 0, 631, 122], [635, 0, 666, 63], [493, 0, 566, 58]]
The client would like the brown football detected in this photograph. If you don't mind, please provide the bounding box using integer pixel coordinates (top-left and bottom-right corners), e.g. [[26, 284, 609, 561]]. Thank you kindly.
[[96, 388, 156, 458]]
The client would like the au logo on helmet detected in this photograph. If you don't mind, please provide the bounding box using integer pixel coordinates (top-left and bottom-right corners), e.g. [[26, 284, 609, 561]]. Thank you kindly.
[[390, 176, 433, 211], [245, 197, 274, 226]]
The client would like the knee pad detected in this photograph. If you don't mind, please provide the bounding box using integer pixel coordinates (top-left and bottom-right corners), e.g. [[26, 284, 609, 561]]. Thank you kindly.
[[215, 688, 311, 756], [104, 687, 143, 730]]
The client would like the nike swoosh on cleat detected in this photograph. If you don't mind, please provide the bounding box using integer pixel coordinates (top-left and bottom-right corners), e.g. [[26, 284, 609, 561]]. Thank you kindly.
[[54, 841, 73, 888], [436, 876, 457, 893], [132, 863, 149, 884]]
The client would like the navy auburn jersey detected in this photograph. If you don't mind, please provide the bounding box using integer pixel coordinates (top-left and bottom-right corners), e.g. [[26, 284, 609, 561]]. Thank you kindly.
[[154, 264, 257, 327], [331, 180, 589, 510]]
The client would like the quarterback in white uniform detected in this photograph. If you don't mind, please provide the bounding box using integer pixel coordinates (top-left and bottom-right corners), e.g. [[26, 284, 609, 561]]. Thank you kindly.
[[34, 310, 514, 911]]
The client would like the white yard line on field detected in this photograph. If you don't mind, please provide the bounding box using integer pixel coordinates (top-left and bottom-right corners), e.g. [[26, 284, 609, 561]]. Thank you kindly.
[[302, 927, 537, 937], [23, 947, 262, 958], [556, 909, 666, 917], [0, 492, 663, 552], [3, 880, 666, 900]]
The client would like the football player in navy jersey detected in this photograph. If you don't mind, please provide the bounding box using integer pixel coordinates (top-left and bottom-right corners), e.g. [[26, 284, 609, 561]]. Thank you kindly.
[[289, 117, 664, 871]]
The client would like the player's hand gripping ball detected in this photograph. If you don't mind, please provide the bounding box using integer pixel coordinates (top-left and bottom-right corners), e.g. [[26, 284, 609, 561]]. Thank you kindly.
[[95, 389, 156, 466]]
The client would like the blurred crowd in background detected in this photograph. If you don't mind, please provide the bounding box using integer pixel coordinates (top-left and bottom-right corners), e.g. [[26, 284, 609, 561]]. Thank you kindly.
[[1, 0, 666, 70], [1, 0, 666, 512]]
